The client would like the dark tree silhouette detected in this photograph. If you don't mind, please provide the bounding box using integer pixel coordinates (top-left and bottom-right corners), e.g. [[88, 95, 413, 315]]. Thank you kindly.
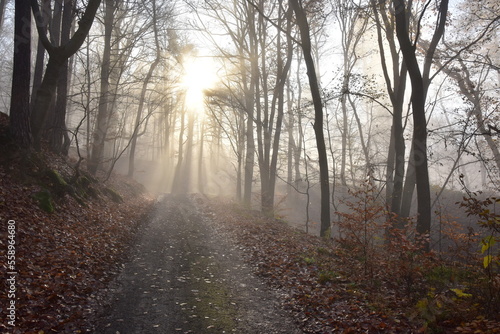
[[289, 0, 331, 237], [392, 0, 449, 250], [30, 0, 102, 150], [10, 0, 32, 147]]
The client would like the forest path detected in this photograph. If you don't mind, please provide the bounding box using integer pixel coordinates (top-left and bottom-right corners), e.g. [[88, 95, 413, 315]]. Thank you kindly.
[[94, 194, 301, 334]]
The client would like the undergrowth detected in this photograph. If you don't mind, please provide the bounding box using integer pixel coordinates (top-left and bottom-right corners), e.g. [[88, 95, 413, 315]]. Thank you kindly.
[[332, 180, 500, 332]]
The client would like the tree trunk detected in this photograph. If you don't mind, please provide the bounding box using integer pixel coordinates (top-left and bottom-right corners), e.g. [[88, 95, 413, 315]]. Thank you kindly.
[[49, 0, 74, 154], [340, 74, 349, 186], [267, 5, 293, 213], [371, 0, 408, 218], [236, 108, 245, 200], [30, 0, 50, 118], [392, 0, 449, 250], [243, 4, 257, 206], [256, 0, 271, 214], [385, 125, 395, 204], [171, 103, 186, 194], [255, 2, 293, 215], [348, 94, 371, 176], [128, 0, 160, 177], [31, 56, 63, 148], [286, 77, 294, 194], [9, 0, 32, 148], [30, 0, 102, 151], [400, 144, 415, 217], [198, 122, 205, 194], [183, 112, 195, 192], [391, 100, 406, 220], [88, 0, 113, 174], [289, 0, 331, 237], [294, 53, 303, 187]]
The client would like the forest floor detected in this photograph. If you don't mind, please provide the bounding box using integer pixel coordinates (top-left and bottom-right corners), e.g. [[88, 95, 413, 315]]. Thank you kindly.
[[0, 113, 154, 333]]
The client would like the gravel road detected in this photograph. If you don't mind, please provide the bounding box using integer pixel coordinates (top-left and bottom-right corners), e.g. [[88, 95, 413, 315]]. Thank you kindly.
[[94, 194, 302, 334]]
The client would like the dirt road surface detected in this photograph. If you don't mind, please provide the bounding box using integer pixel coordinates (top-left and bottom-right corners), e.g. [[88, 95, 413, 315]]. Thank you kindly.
[[94, 194, 302, 334]]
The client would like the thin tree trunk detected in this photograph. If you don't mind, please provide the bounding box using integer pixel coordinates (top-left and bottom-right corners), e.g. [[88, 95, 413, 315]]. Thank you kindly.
[[198, 121, 205, 194], [172, 102, 186, 194], [236, 110, 245, 200], [256, 0, 271, 213], [49, 0, 74, 154], [340, 74, 349, 186], [400, 144, 415, 217], [286, 77, 294, 194], [295, 52, 303, 186], [371, 0, 408, 217], [386, 125, 395, 203], [268, 5, 293, 210], [30, 0, 50, 117], [392, 0, 449, 250], [128, 0, 161, 177], [348, 94, 371, 175], [183, 112, 195, 192], [88, 0, 113, 174], [290, 0, 331, 237], [85, 33, 91, 161], [243, 4, 257, 206]]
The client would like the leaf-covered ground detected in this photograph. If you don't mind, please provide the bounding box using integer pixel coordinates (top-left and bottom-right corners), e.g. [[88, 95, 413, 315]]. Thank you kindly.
[[206, 200, 500, 333], [205, 202, 412, 333], [0, 114, 153, 334]]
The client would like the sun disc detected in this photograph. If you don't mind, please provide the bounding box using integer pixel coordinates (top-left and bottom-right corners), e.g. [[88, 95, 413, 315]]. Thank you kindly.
[[183, 57, 217, 90], [181, 56, 219, 114]]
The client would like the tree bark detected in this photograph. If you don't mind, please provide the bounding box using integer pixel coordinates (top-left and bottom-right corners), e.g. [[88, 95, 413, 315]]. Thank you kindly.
[[286, 77, 294, 194], [0, 0, 8, 32]]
